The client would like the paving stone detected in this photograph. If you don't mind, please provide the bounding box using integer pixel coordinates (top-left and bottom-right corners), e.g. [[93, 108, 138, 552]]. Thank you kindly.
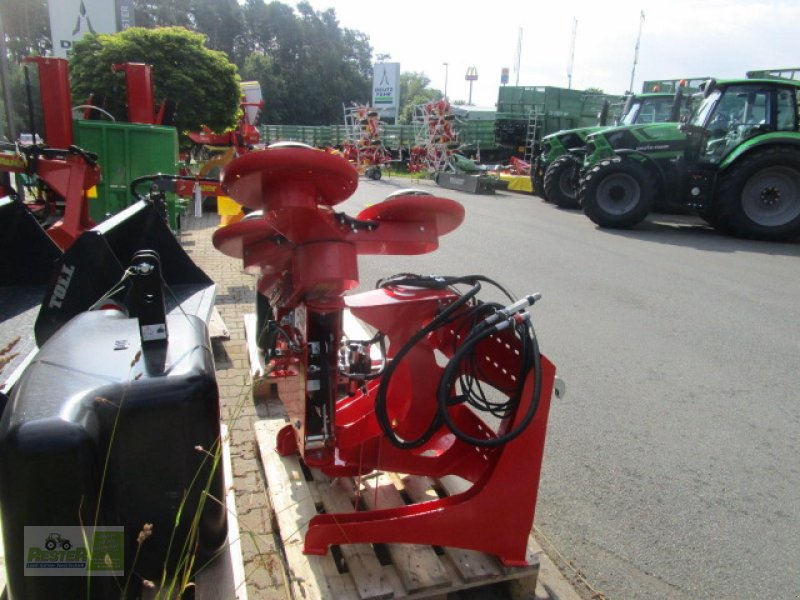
[[178, 210, 287, 600]]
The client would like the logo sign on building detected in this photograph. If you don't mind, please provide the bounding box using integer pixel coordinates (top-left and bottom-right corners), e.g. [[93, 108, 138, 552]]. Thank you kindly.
[[501, 68, 509, 85], [372, 62, 400, 120], [48, 0, 136, 58]]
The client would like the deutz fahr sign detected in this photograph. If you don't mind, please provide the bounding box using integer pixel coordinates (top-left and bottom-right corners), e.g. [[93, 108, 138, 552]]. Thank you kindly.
[[48, 0, 135, 58], [372, 62, 400, 120]]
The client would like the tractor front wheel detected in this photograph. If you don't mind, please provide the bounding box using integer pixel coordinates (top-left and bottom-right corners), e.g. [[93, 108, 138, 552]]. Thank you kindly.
[[544, 155, 582, 208], [580, 158, 655, 228], [714, 146, 800, 240]]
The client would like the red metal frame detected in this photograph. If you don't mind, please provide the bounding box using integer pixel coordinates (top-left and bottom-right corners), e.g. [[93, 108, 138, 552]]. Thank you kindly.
[[187, 103, 263, 153], [0, 149, 100, 250], [23, 58, 73, 149], [213, 147, 556, 565], [36, 154, 100, 250], [111, 63, 157, 125]]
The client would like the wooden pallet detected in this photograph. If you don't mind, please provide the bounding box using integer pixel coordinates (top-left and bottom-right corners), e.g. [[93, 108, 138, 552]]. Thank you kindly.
[[255, 418, 543, 600], [243, 313, 272, 399]]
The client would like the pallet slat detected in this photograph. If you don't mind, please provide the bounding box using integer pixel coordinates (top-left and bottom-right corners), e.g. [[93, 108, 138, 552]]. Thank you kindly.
[[359, 473, 450, 594], [311, 472, 394, 600], [396, 474, 502, 584]]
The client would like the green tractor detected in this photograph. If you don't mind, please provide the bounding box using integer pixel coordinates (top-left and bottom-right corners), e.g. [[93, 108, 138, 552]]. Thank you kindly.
[[578, 77, 800, 240], [534, 90, 690, 208]]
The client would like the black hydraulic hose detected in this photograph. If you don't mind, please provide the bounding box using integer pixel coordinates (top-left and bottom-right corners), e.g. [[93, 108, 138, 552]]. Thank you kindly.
[[436, 316, 542, 448], [374, 281, 482, 449], [67, 144, 98, 167], [377, 273, 515, 303]]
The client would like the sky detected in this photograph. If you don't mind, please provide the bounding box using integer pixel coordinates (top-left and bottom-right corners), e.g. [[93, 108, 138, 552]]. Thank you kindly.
[[300, 0, 800, 107]]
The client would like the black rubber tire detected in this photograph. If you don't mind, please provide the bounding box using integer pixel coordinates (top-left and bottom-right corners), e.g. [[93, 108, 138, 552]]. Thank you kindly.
[[531, 162, 547, 201], [544, 155, 582, 208], [580, 158, 655, 228], [713, 146, 800, 240]]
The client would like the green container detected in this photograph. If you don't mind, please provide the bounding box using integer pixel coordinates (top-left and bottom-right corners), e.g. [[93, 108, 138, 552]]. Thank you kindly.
[[74, 120, 179, 228]]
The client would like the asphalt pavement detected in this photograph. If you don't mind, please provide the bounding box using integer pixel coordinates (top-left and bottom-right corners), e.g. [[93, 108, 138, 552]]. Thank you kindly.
[[337, 176, 800, 600]]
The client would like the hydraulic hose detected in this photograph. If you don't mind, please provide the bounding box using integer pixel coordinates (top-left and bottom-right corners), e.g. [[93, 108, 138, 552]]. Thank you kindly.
[[373, 274, 544, 450], [437, 312, 542, 447], [374, 280, 482, 449]]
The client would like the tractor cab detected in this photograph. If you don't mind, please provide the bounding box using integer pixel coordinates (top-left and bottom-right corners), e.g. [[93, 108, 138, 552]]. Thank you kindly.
[[684, 79, 799, 164], [618, 92, 681, 125]]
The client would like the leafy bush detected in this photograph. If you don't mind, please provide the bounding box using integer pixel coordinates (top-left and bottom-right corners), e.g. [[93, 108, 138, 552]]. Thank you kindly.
[[69, 27, 240, 135]]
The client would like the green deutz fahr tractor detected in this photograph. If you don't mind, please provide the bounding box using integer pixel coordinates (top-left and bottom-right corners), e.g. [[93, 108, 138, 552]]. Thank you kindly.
[[534, 89, 693, 208], [579, 77, 800, 240]]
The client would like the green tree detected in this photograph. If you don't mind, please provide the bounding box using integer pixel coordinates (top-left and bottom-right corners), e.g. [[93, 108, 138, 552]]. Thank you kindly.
[[133, 0, 194, 29], [398, 72, 442, 124], [190, 0, 244, 58], [238, 1, 371, 125], [68, 26, 240, 136], [0, 0, 51, 61]]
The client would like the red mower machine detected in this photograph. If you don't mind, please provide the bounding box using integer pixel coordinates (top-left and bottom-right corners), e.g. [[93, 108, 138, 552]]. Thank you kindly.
[[213, 145, 558, 565]]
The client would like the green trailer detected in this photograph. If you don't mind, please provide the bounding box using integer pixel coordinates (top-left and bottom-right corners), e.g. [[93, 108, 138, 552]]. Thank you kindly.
[[494, 86, 620, 159], [73, 120, 181, 229]]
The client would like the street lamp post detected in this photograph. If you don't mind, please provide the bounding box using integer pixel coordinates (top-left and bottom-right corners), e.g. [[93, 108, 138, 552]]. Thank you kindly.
[[443, 62, 449, 100]]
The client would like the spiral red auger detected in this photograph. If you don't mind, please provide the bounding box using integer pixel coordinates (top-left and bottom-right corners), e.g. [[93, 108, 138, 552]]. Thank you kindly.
[[212, 145, 557, 566]]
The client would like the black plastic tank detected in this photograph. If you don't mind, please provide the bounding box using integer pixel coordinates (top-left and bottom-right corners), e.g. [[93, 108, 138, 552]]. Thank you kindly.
[[0, 309, 227, 599]]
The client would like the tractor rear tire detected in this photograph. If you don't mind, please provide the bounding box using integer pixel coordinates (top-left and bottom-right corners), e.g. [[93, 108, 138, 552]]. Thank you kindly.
[[713, 146, 800, 240], [580, 158, 655, 228], [532, 163, 547, 201], [544, 155, 582, 208]]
